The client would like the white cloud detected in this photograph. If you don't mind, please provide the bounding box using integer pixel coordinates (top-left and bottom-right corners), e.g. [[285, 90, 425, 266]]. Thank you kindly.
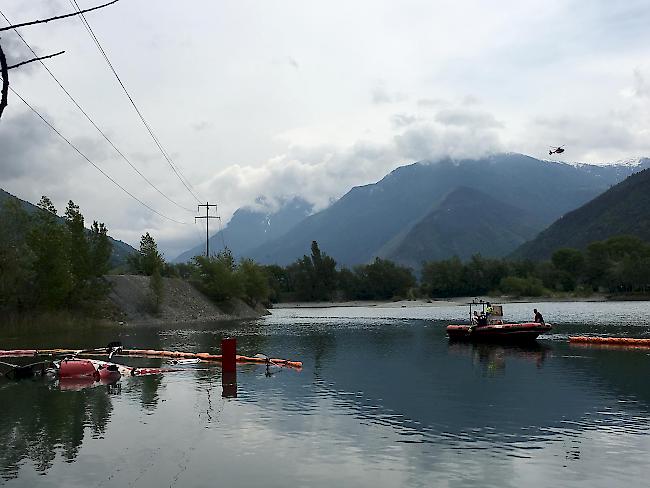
[[2, 0, 650, 255], [435, 108, 503, 129], [200, 100, 505, 220], [371, 83, 406, 105], [632, 69, 650, 98], [390, 113, 417, 129]]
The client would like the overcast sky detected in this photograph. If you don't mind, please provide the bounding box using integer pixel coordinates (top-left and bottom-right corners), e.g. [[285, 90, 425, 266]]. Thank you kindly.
[[1, 0, 650, 257]]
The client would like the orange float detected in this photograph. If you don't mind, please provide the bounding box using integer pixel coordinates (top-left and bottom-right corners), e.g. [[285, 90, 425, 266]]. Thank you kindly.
[[569, 336, 650, 347], [0, 349, 37, 356]]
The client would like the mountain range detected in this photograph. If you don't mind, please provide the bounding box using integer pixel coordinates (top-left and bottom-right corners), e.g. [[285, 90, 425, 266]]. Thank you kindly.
[[0, 188, 136, 267], [512, 162, 650, 260], [5, 152, 648, 271], [197, 153, 646, 268]]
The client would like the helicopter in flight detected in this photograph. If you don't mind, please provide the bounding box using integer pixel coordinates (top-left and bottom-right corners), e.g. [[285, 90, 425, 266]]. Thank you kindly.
[[549, 145, 565, 156]]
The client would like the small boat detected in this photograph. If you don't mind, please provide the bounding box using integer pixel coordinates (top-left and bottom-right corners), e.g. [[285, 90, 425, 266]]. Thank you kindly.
[[447, 299, 551, 343]]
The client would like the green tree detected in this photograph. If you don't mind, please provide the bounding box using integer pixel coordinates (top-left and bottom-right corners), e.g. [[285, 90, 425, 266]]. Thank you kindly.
[[421, 257, 467, 297], [237, 258, 270, 305], [463, 254, 510, 295], [584, 240, 610, 290], [352, 258, 415, 300], [263, 264, 290, 302], [128, 232, 164, 276], [552, 248, 585, 275], [0, 199, 34, 311], [286, 241, 338, 301], [311, 241, 337, 297], [286, 256, 315, 301], [498, 276, 545, 297], [337, 267, 359, 300], [604, 235, 648, 260], [550, 248, 585, 291], [88, 220, 112, 277], [191, 251, 243, 302], [64, 200, 91, 305], [27, 196, 73, 309]]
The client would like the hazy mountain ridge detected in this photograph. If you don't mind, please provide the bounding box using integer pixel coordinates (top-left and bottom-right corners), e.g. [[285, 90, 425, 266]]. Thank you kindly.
[[244, 153, 646, 266], [173, 197, 313, 263], [384, 187, 544, 269], [0, 188, 136, 267], [512, 167, 650, 260]]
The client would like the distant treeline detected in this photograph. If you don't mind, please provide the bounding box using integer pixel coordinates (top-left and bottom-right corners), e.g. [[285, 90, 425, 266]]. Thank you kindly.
[[156, 241, 415, 305], [257, 236, 650, 302], [158, 236, 650, 304], [418, 234, 650, 297], [262, 241, 416, 302], [0, 197, 112, 313]]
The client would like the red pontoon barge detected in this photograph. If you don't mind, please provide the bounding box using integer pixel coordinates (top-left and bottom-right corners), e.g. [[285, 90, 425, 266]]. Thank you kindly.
[[447, 299, 551, 343]]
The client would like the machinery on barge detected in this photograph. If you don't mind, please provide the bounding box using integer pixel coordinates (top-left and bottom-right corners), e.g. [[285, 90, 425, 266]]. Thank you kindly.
[[447, 299, 552, 343]]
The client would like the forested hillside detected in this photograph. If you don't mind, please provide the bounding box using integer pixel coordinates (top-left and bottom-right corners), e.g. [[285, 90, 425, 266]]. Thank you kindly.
[[0, 189, 136, 267], [384, 187, 543, 269], [513, 168, 650, 260], [0, 195, 114, 313]]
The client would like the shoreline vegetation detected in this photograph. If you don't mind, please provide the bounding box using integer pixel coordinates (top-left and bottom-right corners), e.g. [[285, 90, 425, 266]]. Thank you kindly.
[[0, 198, 271, 330], [262, 237, 650, 305]]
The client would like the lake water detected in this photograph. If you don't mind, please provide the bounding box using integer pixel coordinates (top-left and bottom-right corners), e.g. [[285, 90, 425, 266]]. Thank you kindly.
[[2, 301, 650, 487]]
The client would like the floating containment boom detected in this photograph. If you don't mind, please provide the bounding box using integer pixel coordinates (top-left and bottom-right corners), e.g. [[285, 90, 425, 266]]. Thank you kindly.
[[569, 336, 650, 347], [0, 348, 302, 369]]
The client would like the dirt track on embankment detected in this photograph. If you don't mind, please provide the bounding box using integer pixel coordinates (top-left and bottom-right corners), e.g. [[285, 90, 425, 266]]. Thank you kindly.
[[105, 275, 269, 325]]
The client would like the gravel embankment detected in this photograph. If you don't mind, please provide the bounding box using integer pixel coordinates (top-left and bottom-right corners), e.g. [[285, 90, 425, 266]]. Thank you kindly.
[[105, 275, 268, 325]]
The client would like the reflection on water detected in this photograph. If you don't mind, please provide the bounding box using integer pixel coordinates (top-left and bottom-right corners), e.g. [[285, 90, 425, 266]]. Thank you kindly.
[[1, 302, 650, 487], [0, 379, 114, 479], [448, 342, 551, 375]]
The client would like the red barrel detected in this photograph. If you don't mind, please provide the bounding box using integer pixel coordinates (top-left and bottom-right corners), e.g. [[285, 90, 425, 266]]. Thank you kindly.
[[59, 359, 98, 379], [221, 338, 236, 373]]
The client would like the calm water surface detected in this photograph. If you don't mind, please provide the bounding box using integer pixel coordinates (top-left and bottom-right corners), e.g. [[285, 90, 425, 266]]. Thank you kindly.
[[1, 301, 650, 487]]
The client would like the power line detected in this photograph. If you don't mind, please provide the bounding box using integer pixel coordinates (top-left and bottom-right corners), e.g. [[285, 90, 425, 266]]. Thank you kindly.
[[69, 0, 203, 204], [0, 9, 195, 214], [11, 87, 190, 225]]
